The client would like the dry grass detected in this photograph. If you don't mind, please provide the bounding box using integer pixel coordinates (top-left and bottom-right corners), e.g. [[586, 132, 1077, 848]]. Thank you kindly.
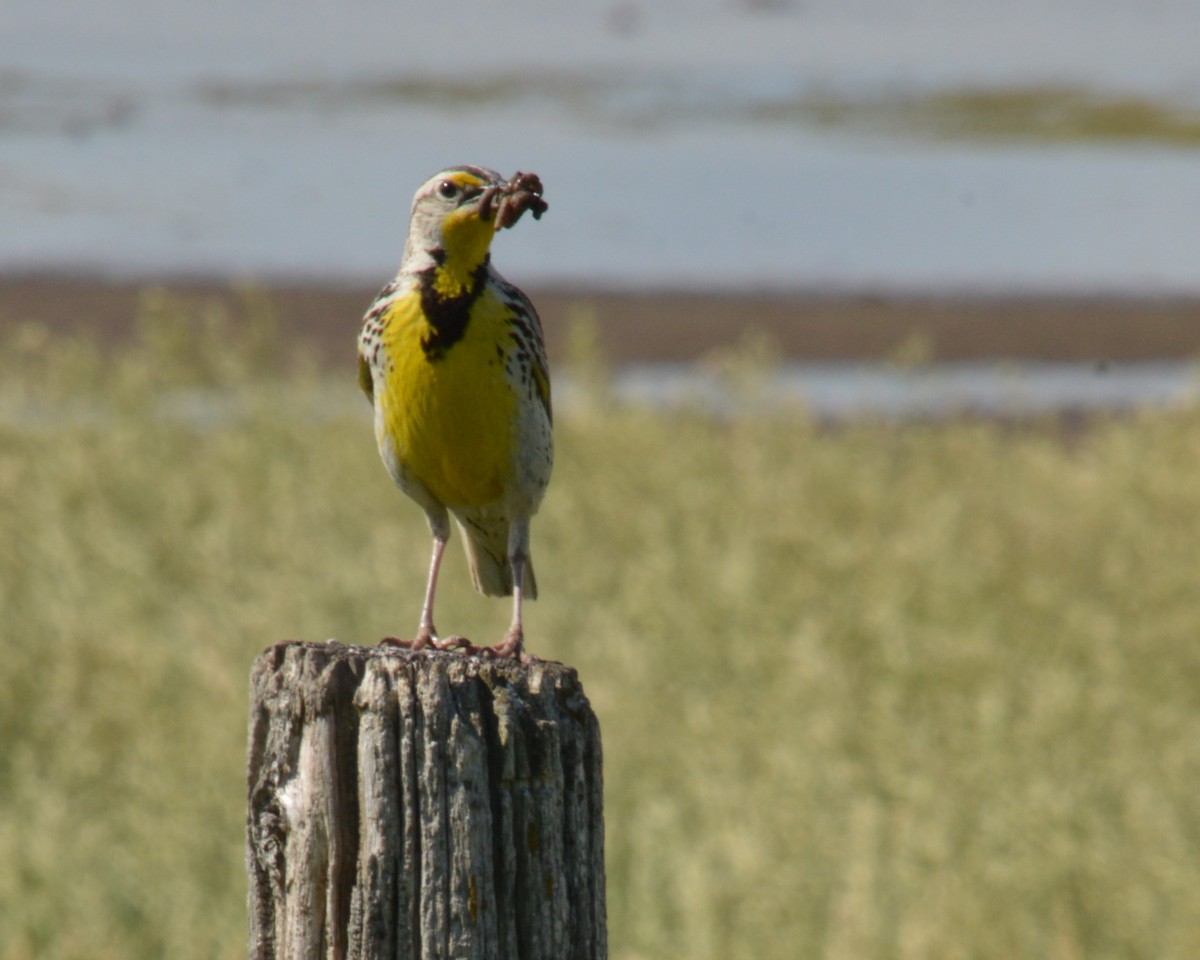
[[1, 294, 1198, 959]]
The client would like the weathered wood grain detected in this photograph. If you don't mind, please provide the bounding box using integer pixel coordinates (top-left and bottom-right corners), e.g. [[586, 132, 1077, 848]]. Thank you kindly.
[[246, 641, 605, 960]]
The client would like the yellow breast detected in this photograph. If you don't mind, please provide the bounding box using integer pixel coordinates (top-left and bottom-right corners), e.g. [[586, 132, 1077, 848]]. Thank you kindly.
[[376, 289, 517, 509]]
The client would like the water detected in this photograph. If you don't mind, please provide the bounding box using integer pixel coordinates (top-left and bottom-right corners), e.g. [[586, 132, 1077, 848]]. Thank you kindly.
[[6, 361, 1192, 430], [3, 0, 1200, 292], [603, 360, 1199, 419]]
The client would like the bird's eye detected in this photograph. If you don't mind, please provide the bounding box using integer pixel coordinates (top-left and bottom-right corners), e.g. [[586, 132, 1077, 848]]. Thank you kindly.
[[437, 180, 460, 200]]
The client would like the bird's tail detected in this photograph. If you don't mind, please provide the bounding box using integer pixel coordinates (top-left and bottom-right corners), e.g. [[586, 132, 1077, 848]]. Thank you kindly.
[[454, 513, 538, 599]]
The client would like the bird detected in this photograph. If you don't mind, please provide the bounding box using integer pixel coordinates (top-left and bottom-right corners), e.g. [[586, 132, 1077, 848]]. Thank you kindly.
[[357, 165, 552, 660]]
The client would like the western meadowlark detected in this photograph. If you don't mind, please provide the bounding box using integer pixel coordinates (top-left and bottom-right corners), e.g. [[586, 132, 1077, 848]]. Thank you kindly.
[[357, 165, 552, 659]]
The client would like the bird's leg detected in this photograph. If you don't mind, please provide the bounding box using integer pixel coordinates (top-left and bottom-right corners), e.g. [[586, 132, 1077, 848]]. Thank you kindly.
[[488, 554, 526, 660], [413, 525, 480, 651], [382, 515, 465, 650], [383, 532, 447, 649], [412, 532, 447, 648], [488, 524, 534, 661]]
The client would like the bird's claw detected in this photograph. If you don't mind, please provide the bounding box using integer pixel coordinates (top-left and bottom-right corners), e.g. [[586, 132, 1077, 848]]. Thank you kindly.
[[379, 631, 476, 653], [480, 627, 537, 664], [380, 624, 534, 662]]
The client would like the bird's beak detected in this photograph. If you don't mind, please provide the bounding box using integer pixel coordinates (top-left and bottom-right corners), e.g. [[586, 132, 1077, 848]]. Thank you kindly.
[[478, 172, 548, 230]]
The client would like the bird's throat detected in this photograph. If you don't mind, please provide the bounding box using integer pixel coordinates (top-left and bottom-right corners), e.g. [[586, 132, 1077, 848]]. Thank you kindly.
[[433, 208, 496, 299], [419, 260, 489, 361]]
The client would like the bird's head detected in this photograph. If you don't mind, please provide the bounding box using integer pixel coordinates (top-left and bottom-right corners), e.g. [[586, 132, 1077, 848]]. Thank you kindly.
[[401, 165, 548, 295]]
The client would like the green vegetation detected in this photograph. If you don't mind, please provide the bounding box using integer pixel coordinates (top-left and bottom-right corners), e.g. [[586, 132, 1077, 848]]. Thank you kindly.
[[198, 71, 1200, 146], [1, 294, 1199, 959], [769, 86, 1200, 147], [911, 87, 1200, 145]]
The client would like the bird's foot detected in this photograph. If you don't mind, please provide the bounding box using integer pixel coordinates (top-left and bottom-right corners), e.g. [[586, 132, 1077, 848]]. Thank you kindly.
[[479, 626, 537, 665], [380, 627, 470, 652], [380, 628, 535, 664]]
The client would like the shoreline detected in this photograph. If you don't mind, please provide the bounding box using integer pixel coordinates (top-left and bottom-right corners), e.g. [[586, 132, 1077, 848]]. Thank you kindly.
[[2, 272, 1198, 365]]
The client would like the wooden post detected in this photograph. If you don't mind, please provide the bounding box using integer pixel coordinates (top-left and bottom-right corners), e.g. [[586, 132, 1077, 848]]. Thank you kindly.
[[246, 641, 606, 960]]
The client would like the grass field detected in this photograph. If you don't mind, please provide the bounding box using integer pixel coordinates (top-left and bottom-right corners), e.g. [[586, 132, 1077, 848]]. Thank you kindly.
[[1, 293, 1198, 960]]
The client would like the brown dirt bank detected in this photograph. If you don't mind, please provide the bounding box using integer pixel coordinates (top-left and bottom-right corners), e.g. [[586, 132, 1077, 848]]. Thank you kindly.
[[2, 273, 1198, 365]]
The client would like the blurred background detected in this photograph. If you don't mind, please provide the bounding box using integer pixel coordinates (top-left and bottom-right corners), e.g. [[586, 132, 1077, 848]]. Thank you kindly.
[[2, 1, 1200, 958], [4, 0, 1200, 291]]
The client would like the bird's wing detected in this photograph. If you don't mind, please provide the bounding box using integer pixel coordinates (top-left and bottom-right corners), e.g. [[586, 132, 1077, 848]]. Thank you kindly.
[[357, 279, 405, 406], [501, 281, 552, 426], [356, 350, 374, 404]]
